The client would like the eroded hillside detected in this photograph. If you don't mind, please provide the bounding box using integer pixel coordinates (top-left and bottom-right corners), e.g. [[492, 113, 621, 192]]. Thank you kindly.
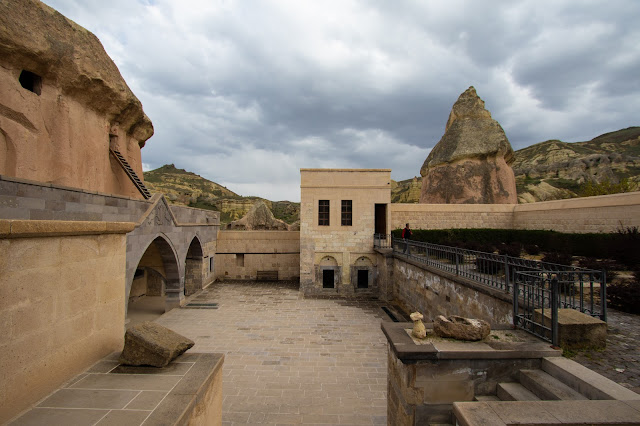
[[143, 164, 300, 224]]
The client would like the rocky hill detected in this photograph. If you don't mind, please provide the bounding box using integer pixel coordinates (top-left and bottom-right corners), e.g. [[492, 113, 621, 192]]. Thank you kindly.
[[143, 164, 300, 224], [512, 127, 640, 202], [392, 127, 640, 203]]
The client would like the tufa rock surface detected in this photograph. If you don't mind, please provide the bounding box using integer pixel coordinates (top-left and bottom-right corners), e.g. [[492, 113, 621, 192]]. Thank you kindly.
[[0, 0, 153, 144], [433, 315, 491, 341], [119, 322, 194, 367], [227, 200, 290, 230], [420, 86, 517, 204]]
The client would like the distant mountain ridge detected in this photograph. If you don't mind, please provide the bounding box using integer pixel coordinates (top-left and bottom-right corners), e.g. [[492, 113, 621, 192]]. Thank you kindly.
[[392, 127, 640, 203], [143, 164, 300, 224]]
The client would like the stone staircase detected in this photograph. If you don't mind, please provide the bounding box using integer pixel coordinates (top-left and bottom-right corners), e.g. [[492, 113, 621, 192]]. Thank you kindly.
[[109, 148, 152, 199], [454, 357, 640, 426]]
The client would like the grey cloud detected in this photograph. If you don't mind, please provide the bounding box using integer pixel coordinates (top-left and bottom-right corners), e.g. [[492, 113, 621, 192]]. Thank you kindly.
[[41, 0, 640, 201]]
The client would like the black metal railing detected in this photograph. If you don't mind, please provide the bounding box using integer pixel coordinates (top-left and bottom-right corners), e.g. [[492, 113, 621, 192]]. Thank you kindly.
[[373, 234, 607, 343]]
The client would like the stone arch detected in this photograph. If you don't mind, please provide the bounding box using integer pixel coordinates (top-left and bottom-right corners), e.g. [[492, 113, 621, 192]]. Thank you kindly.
[[184, 235, 204, 296], [127, 235, 181, 325], [354, 256, 373, 267], [351, 256, 375, 291]]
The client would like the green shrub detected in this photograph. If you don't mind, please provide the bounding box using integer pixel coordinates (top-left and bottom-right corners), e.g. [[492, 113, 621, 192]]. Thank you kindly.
[[392, 228, 639, 269], [578, 178, 632, 197]]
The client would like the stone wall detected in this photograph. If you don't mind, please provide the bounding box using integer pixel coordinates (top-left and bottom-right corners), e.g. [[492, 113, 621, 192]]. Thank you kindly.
[[512, 191, 640, 233], [300, 169, 391, 296], [390, 191, 640, 233], [0, 174, 220, 225], [0, 174, 151, 222], [384, 254, 513, 326], [390, 203, 514, 231], [215, 231, 300, 281], [0, 220, 133, 424]]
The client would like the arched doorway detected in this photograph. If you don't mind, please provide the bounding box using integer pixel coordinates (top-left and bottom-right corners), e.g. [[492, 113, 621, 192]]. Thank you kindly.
[[184, 236, 204, 296], [316, 255, 340, 290], [126, 236, 180, 327], [351, 256, 374, 290]]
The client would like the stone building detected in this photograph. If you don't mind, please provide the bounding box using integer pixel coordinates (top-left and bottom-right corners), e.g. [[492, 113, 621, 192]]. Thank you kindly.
[[299, 169, 391, 296]]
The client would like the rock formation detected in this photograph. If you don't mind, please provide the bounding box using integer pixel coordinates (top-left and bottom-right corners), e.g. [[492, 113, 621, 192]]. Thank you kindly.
[[433, 315, 491, 341], [227, 200, 290, 230], [420, 86, 517, 204], [0, 0, 153, 197], [119, 322, 194, 367]]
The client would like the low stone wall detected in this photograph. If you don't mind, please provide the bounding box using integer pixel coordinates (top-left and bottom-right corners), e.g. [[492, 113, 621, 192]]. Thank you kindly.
[[0, 220, 134, 424], [0, 174, 220, 225], [390, 203, 514, 231], [0, 174, 150, 222], [513, 191, 640, 233], [215, 230, 300, 281], [390, 191, 640, 234], [386, 254, 513, 326]]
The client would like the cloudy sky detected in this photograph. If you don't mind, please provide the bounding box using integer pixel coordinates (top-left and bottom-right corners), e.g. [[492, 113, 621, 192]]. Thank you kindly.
[[43, 0, 640, 202]]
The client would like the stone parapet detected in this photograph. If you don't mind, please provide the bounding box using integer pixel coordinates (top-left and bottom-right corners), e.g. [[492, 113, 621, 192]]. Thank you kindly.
[[390, 191, 640, 233], [386, 254, 513, 326]]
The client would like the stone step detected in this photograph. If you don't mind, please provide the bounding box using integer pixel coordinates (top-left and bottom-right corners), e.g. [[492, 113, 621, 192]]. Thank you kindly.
[[542, 357, 640, 401], [519, 369, 588, 401], [497, 382, 541, 401], [474, 395, 500, 401]]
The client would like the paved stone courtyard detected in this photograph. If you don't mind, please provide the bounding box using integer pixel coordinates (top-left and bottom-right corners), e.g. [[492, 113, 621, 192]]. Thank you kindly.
[[572, 308, 640, 394], [156, 281, 389, 425]]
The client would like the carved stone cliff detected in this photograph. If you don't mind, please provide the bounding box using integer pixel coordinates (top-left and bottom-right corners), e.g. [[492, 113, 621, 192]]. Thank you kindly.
[[419, 86, 517, 204], [0, 0, 153, 197]]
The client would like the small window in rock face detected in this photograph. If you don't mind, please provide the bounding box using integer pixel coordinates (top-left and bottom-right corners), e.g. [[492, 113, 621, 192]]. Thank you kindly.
[[19, 70, 42, 95]]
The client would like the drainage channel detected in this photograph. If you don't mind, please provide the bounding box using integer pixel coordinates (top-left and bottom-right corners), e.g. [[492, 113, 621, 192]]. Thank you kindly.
[[183, 302, 218, 309], [381, 306, 400, 322]]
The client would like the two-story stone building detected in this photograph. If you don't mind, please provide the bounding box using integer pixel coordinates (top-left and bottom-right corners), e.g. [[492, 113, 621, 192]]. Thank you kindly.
[[300, 169, 391, 296]]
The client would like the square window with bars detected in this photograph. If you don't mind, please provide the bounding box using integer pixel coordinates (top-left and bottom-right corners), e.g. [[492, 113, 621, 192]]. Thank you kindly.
[[341, 200, 352, 226], [318, 200, 330, 226]]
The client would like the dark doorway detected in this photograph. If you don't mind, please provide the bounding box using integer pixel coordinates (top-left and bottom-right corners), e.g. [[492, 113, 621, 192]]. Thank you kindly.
[[375, 204, 387, 235], [357, 269, 369, 289], [322, 269, 335, 288]]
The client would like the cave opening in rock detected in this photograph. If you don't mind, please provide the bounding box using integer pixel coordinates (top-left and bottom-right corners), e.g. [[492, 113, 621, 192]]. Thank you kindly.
[[19, 70, 42, 95]]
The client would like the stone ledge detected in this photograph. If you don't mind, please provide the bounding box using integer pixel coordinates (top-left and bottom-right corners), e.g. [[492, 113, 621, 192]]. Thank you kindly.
[[0, 219, 135, 238], [453, 399, 640, 426], [381, 322, 560, 363]]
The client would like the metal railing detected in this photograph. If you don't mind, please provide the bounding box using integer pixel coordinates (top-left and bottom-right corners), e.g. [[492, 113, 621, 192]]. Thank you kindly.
[[373, 234, 607, 342]]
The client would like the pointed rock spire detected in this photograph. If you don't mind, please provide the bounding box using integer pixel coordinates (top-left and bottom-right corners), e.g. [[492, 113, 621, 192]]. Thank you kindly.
[[419, 86, 517, 204]]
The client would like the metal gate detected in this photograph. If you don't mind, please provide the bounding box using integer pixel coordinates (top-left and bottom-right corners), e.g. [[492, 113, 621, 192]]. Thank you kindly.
[[513, 270, 607, 346]]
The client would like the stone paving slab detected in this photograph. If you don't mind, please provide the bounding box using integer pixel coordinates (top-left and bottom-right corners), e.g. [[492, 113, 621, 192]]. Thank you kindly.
[[156, 281, 389, 426], [572, 308, 640, 394]]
